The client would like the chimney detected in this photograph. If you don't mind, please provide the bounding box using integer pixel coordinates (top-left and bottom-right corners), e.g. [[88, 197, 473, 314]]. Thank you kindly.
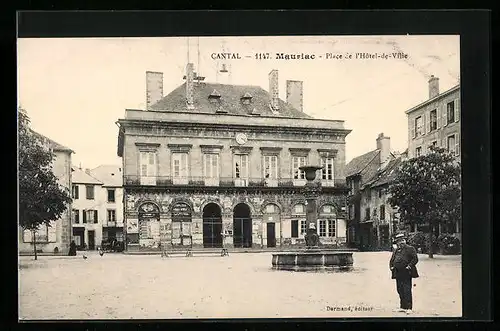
[[376, 133, 391, 168], [428, 75, 440, 99], [146, 71, 163, 110], [268, 69, 279, 111], [186, 63, 195, 109], [286, 80, 303, 112]]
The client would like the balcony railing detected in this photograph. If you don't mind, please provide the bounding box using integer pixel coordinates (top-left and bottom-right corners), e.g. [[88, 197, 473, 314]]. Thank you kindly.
[[124, 175, 347, 188], [104, 221, 123, 227]]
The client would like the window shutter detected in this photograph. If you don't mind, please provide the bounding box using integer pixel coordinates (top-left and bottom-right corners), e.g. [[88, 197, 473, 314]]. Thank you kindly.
[[442, 103, 448, 127], [436, 105, 441, 128], [411, 119, 416, 138], [454, 98, 460, 123], [425, 111, 430, 133], [94, 210, 98, 223], [455, 133, 460, 155], [83, 210, 87, 223]]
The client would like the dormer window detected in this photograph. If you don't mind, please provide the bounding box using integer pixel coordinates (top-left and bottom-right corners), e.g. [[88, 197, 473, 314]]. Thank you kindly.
[[241, 92, 253, 105], [208, 89, 221, 104]]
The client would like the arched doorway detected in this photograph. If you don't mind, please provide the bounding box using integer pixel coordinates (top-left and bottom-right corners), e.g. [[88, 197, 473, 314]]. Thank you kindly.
[[233, 203, 252, 248], [138, 202, 161, 249], [203, 203, 222, 248], [171, 202, 192, 247]]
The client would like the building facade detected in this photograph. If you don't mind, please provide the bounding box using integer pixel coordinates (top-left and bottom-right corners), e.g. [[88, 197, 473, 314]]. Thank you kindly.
[[19, 132, 73, 254], [406, 75, 461, 236], [406, 76, 460, 160], [89, 165, 125, 244], [345, 133, 397, 250], [71, 168, 104, 250], [117, 65, 351, 251]]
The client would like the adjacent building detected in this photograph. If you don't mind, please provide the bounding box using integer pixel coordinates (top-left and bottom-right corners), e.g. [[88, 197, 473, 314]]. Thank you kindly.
[[89, 165, 124, 244], [345, 133, 398, 250], [406, 75, 460, 159], [71, 168, 104, 250], [19, 132, 73, 254], [117, 64, 352, 251]]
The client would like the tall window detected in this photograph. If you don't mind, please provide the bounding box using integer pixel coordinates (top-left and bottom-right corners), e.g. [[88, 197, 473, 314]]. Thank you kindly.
[[365, 207, 370, 221], [85, 185, 94, 200], [72, 209, 79, 224], [319, 220, 327, 237], [430, 109, 438, 131], [328, 220, 336, 237], [380, 205, 385, 220], [300, 220, 307, 236], [415, 116, 423, 136], [447, 101, 455, 124], [416, 146, 422, 157], [447, 135, 456, 155], [107, 189, 115, 203], [234, 154, 249, 179], [321, 157, 334, 181], [292, 156, 306, 179], [72, 185, 79, 199], [83, 210, 98, 224], [204, 154, 219, 178], [140, 151, 157, 185], [291, 220, 299, 238], [173, 153, 189, 179], [263, 155, 278, 179], [107, 209, 116, 223]]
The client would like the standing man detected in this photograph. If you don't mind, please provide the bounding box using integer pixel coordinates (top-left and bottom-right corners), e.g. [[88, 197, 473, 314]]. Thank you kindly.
[[390, 233, 419, 314]]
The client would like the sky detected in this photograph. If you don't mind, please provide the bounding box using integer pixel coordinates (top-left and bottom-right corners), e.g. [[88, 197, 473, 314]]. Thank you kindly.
[[17, 35, 460, 169]]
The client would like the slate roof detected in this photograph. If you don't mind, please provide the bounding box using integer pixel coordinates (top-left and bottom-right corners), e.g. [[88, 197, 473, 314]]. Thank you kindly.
[[345, 150, 380, 178], [31, 130, 74, 153], [364, 157, 403, 188], [90, 165, 123, 187], [72, 167, 103, 185], [150, 82, 312, 119]]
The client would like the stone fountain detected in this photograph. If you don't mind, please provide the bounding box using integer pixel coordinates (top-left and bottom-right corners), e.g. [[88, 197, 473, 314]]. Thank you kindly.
[[271, 165, 354, 271]]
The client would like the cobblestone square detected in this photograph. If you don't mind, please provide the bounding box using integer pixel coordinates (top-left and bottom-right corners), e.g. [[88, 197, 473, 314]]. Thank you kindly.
[[19, 251, 461, 319]]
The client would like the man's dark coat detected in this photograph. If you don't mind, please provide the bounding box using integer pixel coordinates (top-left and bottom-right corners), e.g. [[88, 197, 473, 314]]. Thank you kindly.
[[389, 244, 419, 279]]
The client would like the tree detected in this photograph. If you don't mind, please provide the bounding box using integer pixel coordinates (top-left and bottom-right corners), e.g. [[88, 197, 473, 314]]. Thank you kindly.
[[18, 108, 72, 260], [388, 146, 461, 258]]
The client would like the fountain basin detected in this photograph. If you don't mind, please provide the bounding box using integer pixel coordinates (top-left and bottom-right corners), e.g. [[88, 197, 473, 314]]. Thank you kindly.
[[272, 250, 354, 272]]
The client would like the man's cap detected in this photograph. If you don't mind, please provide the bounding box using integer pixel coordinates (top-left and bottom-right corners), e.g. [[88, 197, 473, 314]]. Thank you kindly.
[[394, 233, 406, 240]]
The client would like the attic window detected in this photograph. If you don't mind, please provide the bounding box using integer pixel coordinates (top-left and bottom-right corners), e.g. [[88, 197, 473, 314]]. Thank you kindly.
[[208, 89, 221, 104], [241, 92, 253, 105]]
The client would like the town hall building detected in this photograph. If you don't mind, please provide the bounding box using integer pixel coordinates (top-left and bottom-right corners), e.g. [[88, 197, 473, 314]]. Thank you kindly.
[[117, 64, 351, 251]]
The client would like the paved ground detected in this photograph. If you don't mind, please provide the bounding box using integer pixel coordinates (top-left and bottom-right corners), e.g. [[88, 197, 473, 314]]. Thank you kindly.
[[18, 251, 461, 320]]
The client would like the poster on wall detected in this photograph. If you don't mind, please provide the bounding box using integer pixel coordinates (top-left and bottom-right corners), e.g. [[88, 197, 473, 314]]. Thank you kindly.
[[127, 219, 138, 234]]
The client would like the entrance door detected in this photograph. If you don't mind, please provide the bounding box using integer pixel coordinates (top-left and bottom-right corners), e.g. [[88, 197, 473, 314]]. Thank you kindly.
[[203, 203, 222, 248], [233, 203, 252, 248], [267, 223, 276, 248], [73, 227, 85, 250], [88, 230, 95, 250]]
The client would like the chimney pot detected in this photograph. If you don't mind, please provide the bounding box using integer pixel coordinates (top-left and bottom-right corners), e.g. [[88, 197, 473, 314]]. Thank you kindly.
[[286, 80, 303, 112], [376, 134, 391, 169], [268, 69, 279, 111], [428, 75, 440, 99], [146, 71, 164, 110]]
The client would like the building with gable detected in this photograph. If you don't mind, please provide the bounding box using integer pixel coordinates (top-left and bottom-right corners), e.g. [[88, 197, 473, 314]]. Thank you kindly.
[[19, 131, 73, 254], [345, 133, 399, 250], [71, 167, 104, 250], [89, 165, 124, 245], [116, 64, 352, 251]]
